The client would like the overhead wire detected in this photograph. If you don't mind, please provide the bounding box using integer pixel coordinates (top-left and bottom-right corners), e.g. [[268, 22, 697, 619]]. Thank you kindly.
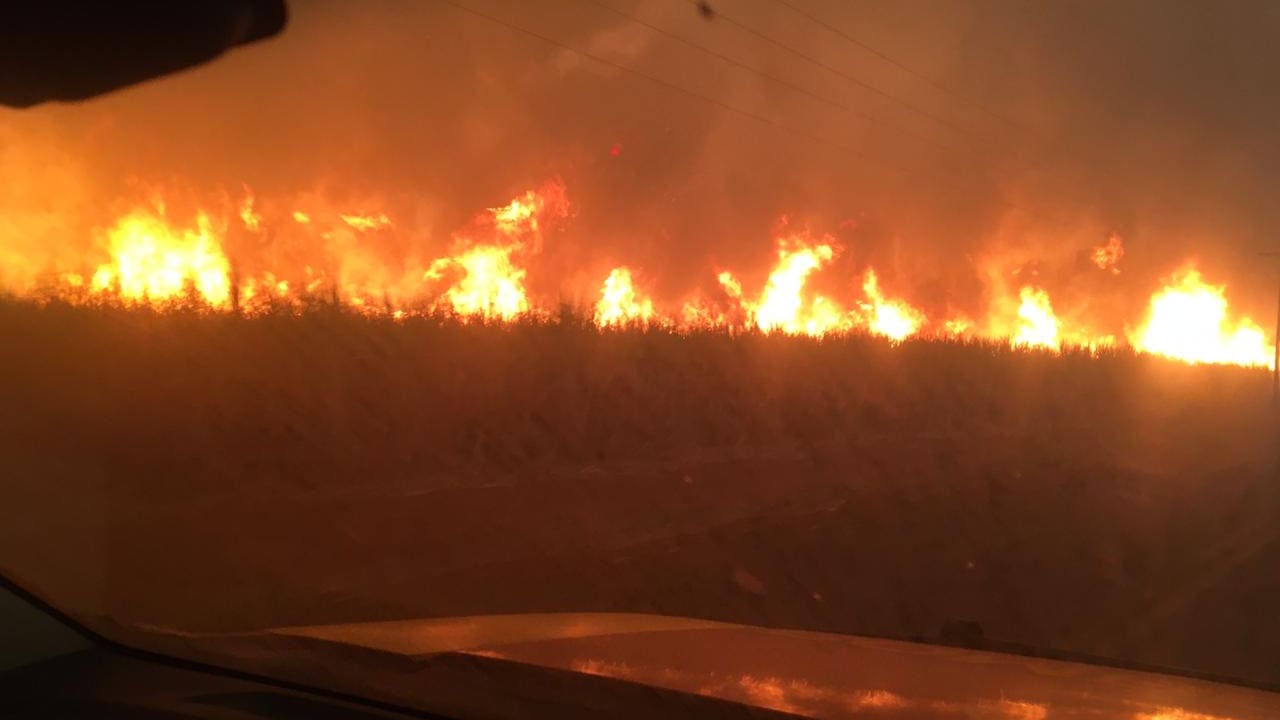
[[680, 0, 1015, 160], [430, 0, 1052, 219], [767, 0, 1028, 132], [579, 0, 993, 172]]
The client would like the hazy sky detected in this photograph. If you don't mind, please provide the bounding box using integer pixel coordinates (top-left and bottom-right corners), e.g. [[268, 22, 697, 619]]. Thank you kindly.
[[3, 0, 1278, 317]]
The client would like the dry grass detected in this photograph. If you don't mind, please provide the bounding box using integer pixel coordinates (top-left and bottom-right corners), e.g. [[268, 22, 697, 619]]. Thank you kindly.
[[0, 298, 1277, 684], [2, 298, 1268, 491]]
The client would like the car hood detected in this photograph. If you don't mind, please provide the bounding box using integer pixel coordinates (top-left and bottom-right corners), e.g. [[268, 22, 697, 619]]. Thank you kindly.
[[119, 612, 1277, 719]]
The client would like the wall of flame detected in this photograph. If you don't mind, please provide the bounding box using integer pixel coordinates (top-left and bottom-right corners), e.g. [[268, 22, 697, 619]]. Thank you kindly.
[[3, 180, 1272, 370]]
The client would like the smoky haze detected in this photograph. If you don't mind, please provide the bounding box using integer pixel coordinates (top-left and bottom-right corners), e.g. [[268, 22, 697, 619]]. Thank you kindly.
[[1, 0, 1278, 323]]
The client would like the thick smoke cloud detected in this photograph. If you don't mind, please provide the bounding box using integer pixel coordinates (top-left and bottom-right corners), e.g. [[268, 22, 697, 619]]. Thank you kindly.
[[1, 0, 1277, 321]]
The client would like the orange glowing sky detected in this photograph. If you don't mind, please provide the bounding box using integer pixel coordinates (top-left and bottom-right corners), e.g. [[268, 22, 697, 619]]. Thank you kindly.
[[1, 1, 1277, 369]]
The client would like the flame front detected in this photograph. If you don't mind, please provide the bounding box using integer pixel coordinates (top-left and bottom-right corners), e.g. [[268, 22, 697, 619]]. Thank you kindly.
[[422, 179, 569, 322], [90, 209, 232, 308], [1014, 286, 1060, 350], [861, 269, 924, 341], [750, 240, 849, 336], [425, 245, 528, 321], [4, 178, 1275, 372], [595, 267, 654, 328], [1131, 268, 1273, 368]]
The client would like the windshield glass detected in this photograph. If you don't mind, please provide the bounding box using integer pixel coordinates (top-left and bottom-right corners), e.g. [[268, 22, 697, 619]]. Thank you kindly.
[[2, 1, 1279, 718]]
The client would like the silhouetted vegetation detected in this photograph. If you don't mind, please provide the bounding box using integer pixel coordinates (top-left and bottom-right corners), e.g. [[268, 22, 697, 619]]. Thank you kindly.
[[1, 298, 1277, 686]]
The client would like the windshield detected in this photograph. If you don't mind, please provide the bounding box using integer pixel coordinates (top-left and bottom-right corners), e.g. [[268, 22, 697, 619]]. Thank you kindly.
[[2, 1, 1279, 718]]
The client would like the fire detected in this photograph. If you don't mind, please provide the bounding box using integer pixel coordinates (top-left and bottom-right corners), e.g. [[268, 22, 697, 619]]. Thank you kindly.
[[421, 180, 568, 322], [424, 245, 528, 321], [712, 241, 921, 340], [489, 181, 569, 238], [943, 317, 973, 336], [1134, 709, 1235, 720], [1092, 234, 1124, 273], [854, 690, 907, 709], [239, 194, 262, 232], [680, 296, 730, 330], [996, 700, 1048, 720], [749, 240, 849, 335], [1131, 268, 1274, 368], [1013, 286, 1059, 350], [3, 176, 1274, 372], [90, 209, 232, 308], [340, 212, 392, 231], [799, 296, 851, 337], [861, 269, 924, 341], [718, 271, 744, 301], [595, 266, 654, 328]]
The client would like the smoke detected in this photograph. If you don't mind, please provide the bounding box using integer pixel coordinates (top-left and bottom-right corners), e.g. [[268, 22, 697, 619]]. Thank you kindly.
[[1, 0, 1277, 320]]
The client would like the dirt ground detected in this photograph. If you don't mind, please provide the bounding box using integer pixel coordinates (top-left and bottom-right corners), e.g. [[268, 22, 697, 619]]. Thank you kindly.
[[1, 301, 1277, 687]]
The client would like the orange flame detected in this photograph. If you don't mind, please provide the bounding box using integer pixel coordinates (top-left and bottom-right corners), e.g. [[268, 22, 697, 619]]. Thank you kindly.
[[943, 317, 974, 336], [749, 240, 849, 335], [854, 690, 908, 709], [90, 209, 232, 308], [340, 212, 392, 231], [861, 269, 924, 341], [489, 180, 569, 239], [1013, 286, 1060, 350], [1134, 709, 1237, 720], [4, 177, 1275, 372], [996, 699, 1048, 720], [1092, 234, 1124, 274], [595, 266, 654, 328], [239, 194, 262, 232], [1131, 268, 1273, 368], [680, 296, 729, 330], [420, 180, 569, 321], [424, 245, 528, 321]]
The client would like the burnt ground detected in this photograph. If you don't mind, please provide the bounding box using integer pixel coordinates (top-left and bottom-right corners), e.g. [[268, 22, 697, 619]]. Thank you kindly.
[[1, 300, 1278, 686]]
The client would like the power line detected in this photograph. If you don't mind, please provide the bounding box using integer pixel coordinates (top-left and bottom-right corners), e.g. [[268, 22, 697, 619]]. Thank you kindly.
[[432, 0, 912, 177], [767, 0, 1026, 132], [580, 0, 994, 174], [584, 0, 858, 119], [431, 0, 1040, 218], [683, 0, 1009, 158]]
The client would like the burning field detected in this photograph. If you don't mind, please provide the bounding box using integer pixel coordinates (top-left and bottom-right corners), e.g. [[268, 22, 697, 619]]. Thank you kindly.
[[1, 182, 1278, 684], [3, 179, 1280, 686], [3, 180, 1276, 369], [4, 0, 1280, 701]]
